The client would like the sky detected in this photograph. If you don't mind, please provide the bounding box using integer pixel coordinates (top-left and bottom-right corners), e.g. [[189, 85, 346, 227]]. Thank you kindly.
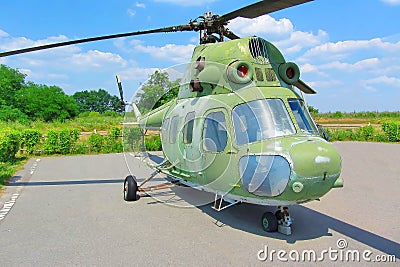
[[0, 0, 399, 112]]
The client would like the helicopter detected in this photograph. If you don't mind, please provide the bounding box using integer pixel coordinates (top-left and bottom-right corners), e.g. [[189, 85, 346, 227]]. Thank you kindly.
[[0, 0, 343, 235]]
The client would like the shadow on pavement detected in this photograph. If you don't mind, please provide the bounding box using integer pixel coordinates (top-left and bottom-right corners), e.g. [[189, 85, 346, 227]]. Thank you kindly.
[[144, 153, 400, 259]]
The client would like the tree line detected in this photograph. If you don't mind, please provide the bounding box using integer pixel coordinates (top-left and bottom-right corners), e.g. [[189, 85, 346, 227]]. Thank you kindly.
[[0, 64, 124, 123]]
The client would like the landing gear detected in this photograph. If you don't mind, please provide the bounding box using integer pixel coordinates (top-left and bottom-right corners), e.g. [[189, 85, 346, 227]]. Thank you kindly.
[[124, 175, 138, 201], [261, 206, 293, 235], [123, 168, 172, 201], [261, 212, 278, 232]]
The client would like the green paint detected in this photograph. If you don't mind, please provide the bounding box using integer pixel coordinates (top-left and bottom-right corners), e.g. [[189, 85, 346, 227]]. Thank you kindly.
[[138, 37, 342, 206]]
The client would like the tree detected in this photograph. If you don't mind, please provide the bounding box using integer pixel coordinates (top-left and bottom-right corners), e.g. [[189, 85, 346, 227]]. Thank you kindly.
[[0, 101, 29, 123], [0, 64, 26, 105], [308, 105, 319, 115], [136, 70, 180, 113], [72, 89, 124, 114], [15, 83, 78, 121]]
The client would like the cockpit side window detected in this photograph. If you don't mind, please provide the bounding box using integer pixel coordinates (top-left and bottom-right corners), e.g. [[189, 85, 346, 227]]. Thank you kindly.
[[232, 99, 296, 145], [288, 99, 318, 135]]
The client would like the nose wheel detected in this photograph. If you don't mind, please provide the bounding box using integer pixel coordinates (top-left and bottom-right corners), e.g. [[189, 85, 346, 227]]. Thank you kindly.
[[261, 206, 293, 235], [261, 212, 278, 232]]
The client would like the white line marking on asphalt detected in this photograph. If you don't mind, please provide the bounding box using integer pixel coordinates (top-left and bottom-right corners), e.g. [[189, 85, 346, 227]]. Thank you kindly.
[[0, 158, 40, 222]]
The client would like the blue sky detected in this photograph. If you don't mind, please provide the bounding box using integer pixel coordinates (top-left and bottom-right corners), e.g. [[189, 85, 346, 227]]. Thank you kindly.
[[0, 0, 399, 112]]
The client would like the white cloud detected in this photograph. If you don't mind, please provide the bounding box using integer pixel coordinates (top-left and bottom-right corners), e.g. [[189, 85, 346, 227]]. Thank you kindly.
[[133, 43, 195, 62], [361, 75, 400, 91], [0, 29, 9, 37], [118, 67, 160, 82], [135, 2, 146, 8], [18, 68, 68, 80], [68, 50, 127, 68], [380, 0, 400, 5], [229, 15, 328, 55], [0, 32, 80, 57], [152, 0, 217, 6], [276, 30, 328, 54], [116, 39, 195, 63], [299, 38, 400, 63], [127, 9, 136, 17], [301, 63, 317, 73], [229, 15, 294, 38], [318, 58, 380, 72], [0, 34, 69, 51]]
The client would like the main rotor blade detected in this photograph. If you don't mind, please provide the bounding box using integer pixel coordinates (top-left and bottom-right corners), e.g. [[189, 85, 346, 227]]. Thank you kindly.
[[0, 25, 193, 57], [224, 29, 240, 40], [294, 79, 317, 94], [220, 0, 313, 21]]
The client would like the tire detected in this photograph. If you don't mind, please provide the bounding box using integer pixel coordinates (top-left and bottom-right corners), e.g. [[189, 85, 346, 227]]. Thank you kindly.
[[261, 212, 278, 232], [124, 175, 138, 201]]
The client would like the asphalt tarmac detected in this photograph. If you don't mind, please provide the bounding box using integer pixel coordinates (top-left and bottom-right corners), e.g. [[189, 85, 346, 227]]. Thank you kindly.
[[0, 142, 399, 266]]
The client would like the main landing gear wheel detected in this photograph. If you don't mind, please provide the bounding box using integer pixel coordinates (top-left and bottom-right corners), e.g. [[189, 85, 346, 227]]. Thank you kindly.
[[124, 175, 138, 201], [261, 212, 278, 232]]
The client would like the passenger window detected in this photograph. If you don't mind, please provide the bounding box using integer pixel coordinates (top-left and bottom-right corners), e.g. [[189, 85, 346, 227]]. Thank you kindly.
[[183, 112, 195, 144], [169, 116, 179, 144], [203, 111, 227, 152], [162, 118, 170, 143]]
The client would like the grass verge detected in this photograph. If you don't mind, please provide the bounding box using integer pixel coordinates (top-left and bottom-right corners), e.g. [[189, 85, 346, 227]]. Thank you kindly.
[[0, 157, 27, 191]]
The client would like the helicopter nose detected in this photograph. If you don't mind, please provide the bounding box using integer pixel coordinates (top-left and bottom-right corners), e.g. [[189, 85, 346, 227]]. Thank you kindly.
[[289, 139, 341, 181]]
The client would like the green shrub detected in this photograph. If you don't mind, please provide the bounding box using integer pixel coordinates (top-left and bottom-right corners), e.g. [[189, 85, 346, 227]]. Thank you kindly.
[[78, 111, 90, 118], [382, 122, 400, 142], [332, 111, 344, 119], [145, 135, 162, 151], [0, 131, 20, 162], [88, 112, 101, 117], [88, 133, 104, 153], [109, 127, 121, 139], [21, 129, 42, 154], [59, 129, 80, 154], [327, 128, 356, 141], [101, 127, 123, 154], [44, 130, 59, 154], [123, 127, 144, 152], [103, 110, 120, 117], [71, 144, 88, 155], [356, 125, 375, 141]]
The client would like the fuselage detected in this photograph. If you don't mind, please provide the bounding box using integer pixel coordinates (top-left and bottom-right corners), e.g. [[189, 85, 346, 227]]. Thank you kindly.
[[138, 36, 342, 206], [158, 86, 341, 205]]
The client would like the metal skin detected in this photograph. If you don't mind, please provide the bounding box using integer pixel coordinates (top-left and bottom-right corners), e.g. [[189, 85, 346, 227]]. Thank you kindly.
[[138, 36, 343, 207]]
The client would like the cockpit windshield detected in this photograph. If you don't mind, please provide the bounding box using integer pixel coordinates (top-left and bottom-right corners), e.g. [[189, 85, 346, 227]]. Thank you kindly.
[[232, 99, 296, 145], [288, 98, 318, 135]]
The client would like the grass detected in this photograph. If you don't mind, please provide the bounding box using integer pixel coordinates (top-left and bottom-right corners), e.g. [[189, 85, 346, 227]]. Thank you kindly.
[[0, 158, 27, 190], [0, 113, 124, 134], [313, 111, 400, 125]]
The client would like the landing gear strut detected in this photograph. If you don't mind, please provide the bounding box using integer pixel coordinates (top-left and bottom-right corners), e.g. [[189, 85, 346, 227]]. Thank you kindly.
[[261, 206, 293, 235], [275, 206, 293, 235], [123, 166, 174, 202]]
